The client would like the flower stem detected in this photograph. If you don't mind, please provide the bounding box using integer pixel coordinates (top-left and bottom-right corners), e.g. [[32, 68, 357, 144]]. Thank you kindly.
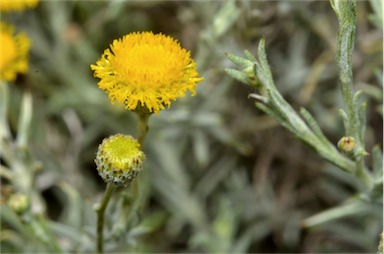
[[133, 111, 150, 208], [137, 113, 150, 147], [0, 82, 10, 140], [96, 183, 115, 253]]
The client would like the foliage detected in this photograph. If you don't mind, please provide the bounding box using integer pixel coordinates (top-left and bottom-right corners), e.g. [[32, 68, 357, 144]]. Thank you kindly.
[[1, 1, 382, 253]]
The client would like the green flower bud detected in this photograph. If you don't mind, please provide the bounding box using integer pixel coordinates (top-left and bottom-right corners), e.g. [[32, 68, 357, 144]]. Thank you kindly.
[[95, 134, 145, 186], [7, 193, 29, 213], [337, 136, 356, 154]]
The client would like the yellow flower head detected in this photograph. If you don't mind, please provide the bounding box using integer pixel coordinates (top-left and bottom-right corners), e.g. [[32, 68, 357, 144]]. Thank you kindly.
[[0, 22, 30, 82], [95, 134, 145, 186], [91, 32, 204, 114], [0, 0, 39, 12]]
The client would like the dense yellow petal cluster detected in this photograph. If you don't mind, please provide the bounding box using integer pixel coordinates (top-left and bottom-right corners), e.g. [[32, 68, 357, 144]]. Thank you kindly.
[[0, 0, 39, 12], [91, 32, 203, 114], [0, 22, 30, 82]]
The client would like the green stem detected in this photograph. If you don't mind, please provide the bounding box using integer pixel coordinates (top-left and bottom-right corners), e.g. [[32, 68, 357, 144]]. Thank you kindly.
[[0, 82, 10, 140], [133, 111, 150, 214], [333, 0, 359, 139], [137, 113, 150, 147], [333, 0, 374, 189], [355, 159, 374, 190], [110, 112, 150, 238], [96, 183, 115, 253]]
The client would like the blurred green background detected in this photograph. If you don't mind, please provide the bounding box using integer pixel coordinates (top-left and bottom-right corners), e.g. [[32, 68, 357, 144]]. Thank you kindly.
[[1, 0, 382, 253]]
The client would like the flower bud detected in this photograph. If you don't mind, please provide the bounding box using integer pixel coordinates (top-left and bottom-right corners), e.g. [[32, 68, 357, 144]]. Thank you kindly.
[[337, 136, 356, 154], [95, 134, 145, 186], [7, 193, 29, 213]]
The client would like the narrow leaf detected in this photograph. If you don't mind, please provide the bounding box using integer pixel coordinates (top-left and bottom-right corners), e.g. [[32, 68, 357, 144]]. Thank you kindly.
[[302, 201, 367, 228], [300, 107, 332, 147], [225, 69, 250, 85], [243, 50, 256, 62], [225, 52, 253, 68], [267, 91, 310, 135], [358, 100, 367, 148], [372, 145, 383, 179], [16, 91, 33, 148], [329, 0, 340, 16], [255, 102, 297, 135], [338, 109, 350, 135], [213, 0, 241, 38], [256, 38, 276, 90]]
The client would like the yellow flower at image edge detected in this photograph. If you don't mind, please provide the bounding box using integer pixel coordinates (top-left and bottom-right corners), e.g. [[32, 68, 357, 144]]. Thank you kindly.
[[0, 0, 39, 12], [91, 32, 204, 114], [95, 134, 145, 186], [0, 22, 30, 82]]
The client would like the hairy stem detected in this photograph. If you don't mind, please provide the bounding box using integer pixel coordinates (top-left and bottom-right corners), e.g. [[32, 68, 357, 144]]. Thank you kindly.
[[96, 183, 115, 253], [0, 82, 10, 140], [137, 113, 150, 147]]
